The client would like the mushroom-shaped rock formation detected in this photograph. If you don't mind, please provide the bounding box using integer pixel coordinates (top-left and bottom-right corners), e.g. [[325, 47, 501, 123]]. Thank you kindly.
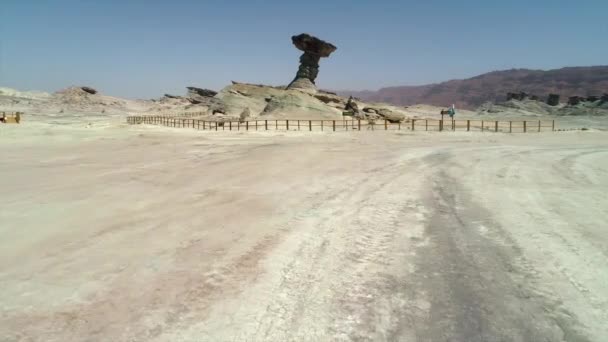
[[287, 33, 337, 94]]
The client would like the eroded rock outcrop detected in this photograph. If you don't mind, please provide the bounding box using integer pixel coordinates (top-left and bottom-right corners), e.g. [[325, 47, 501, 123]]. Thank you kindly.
[[187, 87, 217, 98], [547, 93, 560, 106], [377, 108, 405, 123], [568, 96, 585, 106], [345, 96, 359, 113], [287, 33, 337, 94]]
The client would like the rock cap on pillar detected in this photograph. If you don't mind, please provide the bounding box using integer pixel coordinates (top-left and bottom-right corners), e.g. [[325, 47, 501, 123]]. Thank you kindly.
[[291, 33, 337, 57]]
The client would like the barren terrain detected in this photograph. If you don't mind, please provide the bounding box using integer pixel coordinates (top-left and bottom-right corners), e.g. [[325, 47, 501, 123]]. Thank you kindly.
[[1, 121, 608, 341]]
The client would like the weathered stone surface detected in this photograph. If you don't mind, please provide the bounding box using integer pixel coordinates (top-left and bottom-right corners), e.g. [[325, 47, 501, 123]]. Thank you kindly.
[[568, 96, 585, 106], [377, 108, 405, 123], [187, 87, 217, 98], [362, 107, 378, 113], [231, 81, 286, 90], [547, 93, 560, 106], [287, 78, 317, 94], [345, 96, 359, 113], [314, 93, 343, 104], [164, 94, 183, 99], [239, 107, 250, 122], [215, 83, 287, 116], [261, 91, 341, 119], [211, 103, 226, 114], [287, 33, 337, 93]]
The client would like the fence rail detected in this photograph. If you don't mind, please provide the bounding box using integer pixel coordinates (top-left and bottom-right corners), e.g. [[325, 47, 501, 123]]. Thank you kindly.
[[126, 116, 556, 133], [1, 111, 23, 124]]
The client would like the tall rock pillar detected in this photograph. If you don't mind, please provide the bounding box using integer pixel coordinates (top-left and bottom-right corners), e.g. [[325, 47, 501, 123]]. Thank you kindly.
[[287, 33, 337, 94]]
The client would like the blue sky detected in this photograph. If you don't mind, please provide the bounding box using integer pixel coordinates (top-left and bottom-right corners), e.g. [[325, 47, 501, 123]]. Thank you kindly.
[[1, 0, 606, 98]]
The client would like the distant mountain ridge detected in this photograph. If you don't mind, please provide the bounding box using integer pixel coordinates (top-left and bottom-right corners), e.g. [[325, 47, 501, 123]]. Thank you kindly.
[[339, 66, 608, 109]]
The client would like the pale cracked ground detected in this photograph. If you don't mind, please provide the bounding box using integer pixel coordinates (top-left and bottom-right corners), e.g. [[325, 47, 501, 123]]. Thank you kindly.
[[1, 122, 608, 341]]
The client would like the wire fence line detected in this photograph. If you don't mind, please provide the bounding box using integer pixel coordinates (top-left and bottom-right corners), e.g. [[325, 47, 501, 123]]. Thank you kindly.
[[127, 115, 556, 133]]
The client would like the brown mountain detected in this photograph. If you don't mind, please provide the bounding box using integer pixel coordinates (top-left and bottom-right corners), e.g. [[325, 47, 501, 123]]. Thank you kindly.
[[339, 66, 608, 109]]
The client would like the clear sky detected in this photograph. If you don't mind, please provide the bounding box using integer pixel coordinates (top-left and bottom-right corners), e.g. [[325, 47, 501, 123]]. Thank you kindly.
[[1, 0, 606, 98]]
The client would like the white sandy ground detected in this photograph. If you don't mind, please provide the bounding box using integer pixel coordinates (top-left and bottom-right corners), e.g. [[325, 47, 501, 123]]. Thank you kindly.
[[1, 119, 608, 341]]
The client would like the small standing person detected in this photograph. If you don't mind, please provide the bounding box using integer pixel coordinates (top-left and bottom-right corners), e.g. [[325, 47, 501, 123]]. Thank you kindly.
[[447, 104, 456, 130]]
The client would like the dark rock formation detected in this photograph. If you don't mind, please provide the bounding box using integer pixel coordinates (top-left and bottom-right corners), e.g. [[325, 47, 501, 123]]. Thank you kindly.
[[81, 86, 98, 95], [568, 96, 585, 106], [319, 89, 337, 95], [314, 93, 343, 104], [344, 96, 359, 113], [507, 91, 537, 101], [187, 87, 217, 98], [547, 93, 560, 106], [211, 106, 225, 114], [287, 33, 337, 93], [601, 93, 608, 103], [507, 92, 521, 101], [164, 94, 183, 99], [586, 95, 600, 102]]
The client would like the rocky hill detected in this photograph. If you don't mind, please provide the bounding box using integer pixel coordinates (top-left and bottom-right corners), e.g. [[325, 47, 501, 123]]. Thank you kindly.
[[341, 66, 608, 109]]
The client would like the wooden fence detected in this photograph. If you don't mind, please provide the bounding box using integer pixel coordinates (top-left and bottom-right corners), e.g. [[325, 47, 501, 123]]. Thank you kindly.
[[1, 111, 22, 124], [126, 116, 556, 133]]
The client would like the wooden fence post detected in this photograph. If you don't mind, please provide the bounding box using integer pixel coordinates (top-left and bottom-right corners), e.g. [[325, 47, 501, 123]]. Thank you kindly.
[[229, 121, 232, 130], [215, 122, 218, 131], [256, 120, 258, 130], [426, 119, 429, 131], [509, 121, 512, 133], [411, 119, 415, 131], [384, 119, 388, 130], [298, 120, 300, 130], [481, 120, 484, 132], [439, 119, 443, 131], [552, 120, 555, 131], [495, 121, 498, 132], [276, 120, 278, 130], [265, 120, 268, 130], [523, 121, 527, 133], [538, 120, 541, 132], [286, 120, 289, 131], [309, 120, 312, 131], [466, 120, 470, 131], [333, 120, 336, 131], [238, 121, 240, 130], [358, 119, 361, 130], [321, 121, 324, 131], [246, 121, 249, 130]]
